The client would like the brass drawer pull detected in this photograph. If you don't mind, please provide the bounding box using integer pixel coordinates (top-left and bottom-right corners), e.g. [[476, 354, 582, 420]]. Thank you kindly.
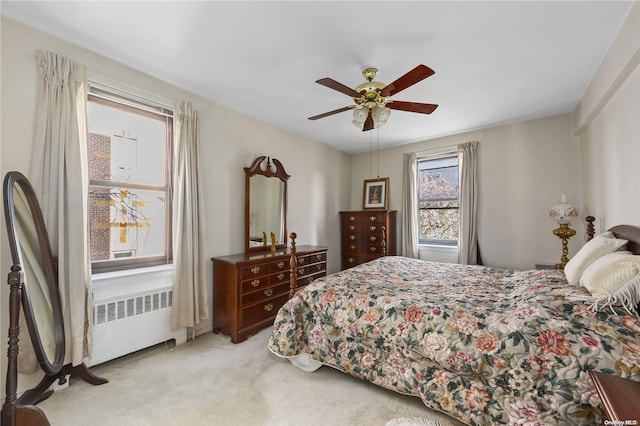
[[348, 257, 354, 263], [277, 273, 284, 280], [370, 236, 377, 241], [316, 264, 322, 270], [298, 258, 306, 264], [315, 254, 322, 260], [264, 303, 274, 312], [251, 266, 260, 274], [251, 279, 260, 287], [264, 288, 273, 297], [276, 261, 284, 269], [350, 244, 356, 250], [298, 267, 305, 275], [349, 225, 356, 231], [369, 216, 376, 221], [349, 216, 356, 221], [370, 225, 377, 231], [370, 247, 377, 252], [350, 235, 356, 240]]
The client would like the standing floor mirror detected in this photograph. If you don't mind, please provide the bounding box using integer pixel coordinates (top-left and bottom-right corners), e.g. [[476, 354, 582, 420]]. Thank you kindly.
[[2, 171, 107, 426]]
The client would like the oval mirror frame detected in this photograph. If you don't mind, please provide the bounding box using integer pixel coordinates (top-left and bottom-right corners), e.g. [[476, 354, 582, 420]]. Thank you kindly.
[[3, 171, 65, 375], [244, 156, 289, 253]]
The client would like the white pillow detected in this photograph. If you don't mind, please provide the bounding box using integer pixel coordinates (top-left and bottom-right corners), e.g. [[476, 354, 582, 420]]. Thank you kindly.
[[563, 231, 627, 284], [580, 251, 640, 297]]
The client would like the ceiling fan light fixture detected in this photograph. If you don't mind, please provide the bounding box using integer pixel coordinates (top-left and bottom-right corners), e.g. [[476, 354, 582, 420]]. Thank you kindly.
[[352, 105, 390, 130]]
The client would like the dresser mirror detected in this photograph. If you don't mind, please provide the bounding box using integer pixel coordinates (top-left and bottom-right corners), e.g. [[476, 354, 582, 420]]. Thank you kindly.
[[244, 156, 289, 253]]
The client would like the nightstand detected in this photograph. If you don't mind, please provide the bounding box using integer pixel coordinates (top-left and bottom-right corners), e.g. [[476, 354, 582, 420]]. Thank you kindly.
[[589, 371, 640, 421]]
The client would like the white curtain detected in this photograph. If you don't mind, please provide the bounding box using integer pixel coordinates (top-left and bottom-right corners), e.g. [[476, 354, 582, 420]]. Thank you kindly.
[[171, 100, 208, 330], [457, 141, 479, 265], [30, 50, 91, 365], [401, 152, 419, 258]]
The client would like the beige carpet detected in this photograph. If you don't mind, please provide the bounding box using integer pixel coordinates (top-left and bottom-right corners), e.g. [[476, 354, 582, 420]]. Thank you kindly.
[[38, 328, 465, 426]]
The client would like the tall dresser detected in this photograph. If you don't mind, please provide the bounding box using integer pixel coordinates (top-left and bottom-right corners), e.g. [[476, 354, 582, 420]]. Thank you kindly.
[[340, 210, 397, 270], [212, 245, 327, 343]]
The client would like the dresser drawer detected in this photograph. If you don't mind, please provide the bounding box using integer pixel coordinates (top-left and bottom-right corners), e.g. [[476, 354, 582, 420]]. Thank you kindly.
[[241, 293, 289, 328], [269, 259, 288, 273], [240, 275, 269, 293], [240, 263, 269, 279], [241, 282, 289, 306], [310, 251, 326, 263], [270, 270, 290, 284]]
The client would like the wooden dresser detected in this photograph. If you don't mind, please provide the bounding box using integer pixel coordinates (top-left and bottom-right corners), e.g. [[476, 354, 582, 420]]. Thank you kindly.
[[340, 210, 397, 270], [212, 245, 327, 343]]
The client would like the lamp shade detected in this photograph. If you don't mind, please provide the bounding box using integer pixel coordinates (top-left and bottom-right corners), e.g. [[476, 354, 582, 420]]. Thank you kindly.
[[549, 203, 578, 224]]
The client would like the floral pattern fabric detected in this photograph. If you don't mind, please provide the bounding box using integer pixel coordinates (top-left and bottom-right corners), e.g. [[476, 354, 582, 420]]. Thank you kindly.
[[268, 256, 640, 425]]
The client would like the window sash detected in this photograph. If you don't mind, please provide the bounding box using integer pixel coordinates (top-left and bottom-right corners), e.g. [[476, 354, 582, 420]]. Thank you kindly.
[[87, 90, 173, 273], [417, 151, 459, 245]]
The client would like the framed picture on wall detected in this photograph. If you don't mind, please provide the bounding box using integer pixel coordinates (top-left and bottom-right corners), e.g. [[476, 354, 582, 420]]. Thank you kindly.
[[363, 177, 389, 210]]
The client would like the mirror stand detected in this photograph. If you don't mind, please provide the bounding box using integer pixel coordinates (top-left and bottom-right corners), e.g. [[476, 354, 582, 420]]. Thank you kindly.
[[2, 171, 108, 426]]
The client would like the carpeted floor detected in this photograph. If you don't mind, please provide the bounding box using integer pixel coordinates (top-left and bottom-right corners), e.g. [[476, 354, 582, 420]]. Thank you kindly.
[[38, 328, 465, 426]]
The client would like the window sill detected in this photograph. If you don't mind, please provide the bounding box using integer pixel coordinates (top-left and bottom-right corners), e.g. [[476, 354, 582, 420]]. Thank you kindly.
[[92, 263, 173, 281], [419, 243, 458, 250]]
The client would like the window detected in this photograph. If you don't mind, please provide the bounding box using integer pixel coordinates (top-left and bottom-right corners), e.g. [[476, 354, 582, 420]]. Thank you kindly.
[[418, 153, 459, 245], [87, 85, 173, 272]]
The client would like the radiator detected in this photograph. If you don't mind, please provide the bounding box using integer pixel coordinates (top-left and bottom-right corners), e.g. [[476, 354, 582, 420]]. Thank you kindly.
[[87, 266, 187, 367]]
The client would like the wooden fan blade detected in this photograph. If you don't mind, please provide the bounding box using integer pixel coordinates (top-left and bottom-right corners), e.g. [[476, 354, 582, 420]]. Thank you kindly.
[[387, 101, 438, 114], [316, 78, 363, 98], [380, 65, 435, 97], [308, 106, 354, 120], [362, 111, 375, 131]]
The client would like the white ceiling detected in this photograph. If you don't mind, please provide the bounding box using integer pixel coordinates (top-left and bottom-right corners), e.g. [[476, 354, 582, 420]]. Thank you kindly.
[[1, 1, 634, 154]]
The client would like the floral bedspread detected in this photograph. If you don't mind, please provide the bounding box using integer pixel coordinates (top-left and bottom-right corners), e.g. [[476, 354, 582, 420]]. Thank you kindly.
[[268, 256, 640, 425]]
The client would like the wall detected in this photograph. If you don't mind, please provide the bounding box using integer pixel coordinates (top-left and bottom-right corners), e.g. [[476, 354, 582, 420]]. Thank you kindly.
[[350, 113, 583, 270], [0, 17, 350, 396], [575, 2, 640, 229]]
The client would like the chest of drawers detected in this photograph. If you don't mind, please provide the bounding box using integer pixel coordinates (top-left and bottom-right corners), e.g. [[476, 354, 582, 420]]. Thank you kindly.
[[340, 210, 397, 270], [212, 245, 327, 343]]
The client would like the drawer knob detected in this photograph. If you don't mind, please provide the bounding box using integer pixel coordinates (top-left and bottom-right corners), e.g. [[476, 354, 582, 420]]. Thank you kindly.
[[350, 235, 356, 240], [315, 254, 322, 260], [299, 258, 306, 264], [370, 216, 376, 221], [277, 261, 284, 269], [316, 264, 322, 270], [277, 273, 284, 280], [251, 266, 260, 274], [350, 244, 356, 250], [370, 225, 377, 231], [349, 216, 355, 221], [264, 303, 274, 312], [348, 257, 354, 263], [251, 279, 260, 287], [298, 267, 305, 275], [349, 225, 356, 231], [370, 236, 377, 241], [370, 247, 377, 252], [264, 288, 273, 297]]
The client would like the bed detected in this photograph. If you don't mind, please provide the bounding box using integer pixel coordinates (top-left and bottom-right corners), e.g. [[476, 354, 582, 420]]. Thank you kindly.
[[268, 224, 640, 425]]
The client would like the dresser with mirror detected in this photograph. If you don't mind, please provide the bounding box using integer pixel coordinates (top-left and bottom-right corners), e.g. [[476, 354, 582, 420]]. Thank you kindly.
[[211, 156, 327, 343]]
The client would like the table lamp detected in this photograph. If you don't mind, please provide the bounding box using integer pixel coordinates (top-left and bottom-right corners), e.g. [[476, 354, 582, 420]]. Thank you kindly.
[[549, 194, 578, 269]]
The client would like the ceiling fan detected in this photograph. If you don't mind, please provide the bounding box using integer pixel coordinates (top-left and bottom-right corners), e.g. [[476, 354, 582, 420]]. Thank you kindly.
[[308, 65, 438, 132]]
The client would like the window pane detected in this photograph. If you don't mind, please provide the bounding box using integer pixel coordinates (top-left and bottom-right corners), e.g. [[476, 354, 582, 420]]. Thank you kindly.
[[89, 186, 166, 261], [87, 102, 166, 185], [419, 207, 459, 241]]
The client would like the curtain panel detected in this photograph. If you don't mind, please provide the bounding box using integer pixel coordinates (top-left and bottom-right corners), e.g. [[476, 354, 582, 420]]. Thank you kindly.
[[457, 141, 479, 265], [171, 100, 208, 330], [401, 152, 419, 258], [30, 50, 92, 366]]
